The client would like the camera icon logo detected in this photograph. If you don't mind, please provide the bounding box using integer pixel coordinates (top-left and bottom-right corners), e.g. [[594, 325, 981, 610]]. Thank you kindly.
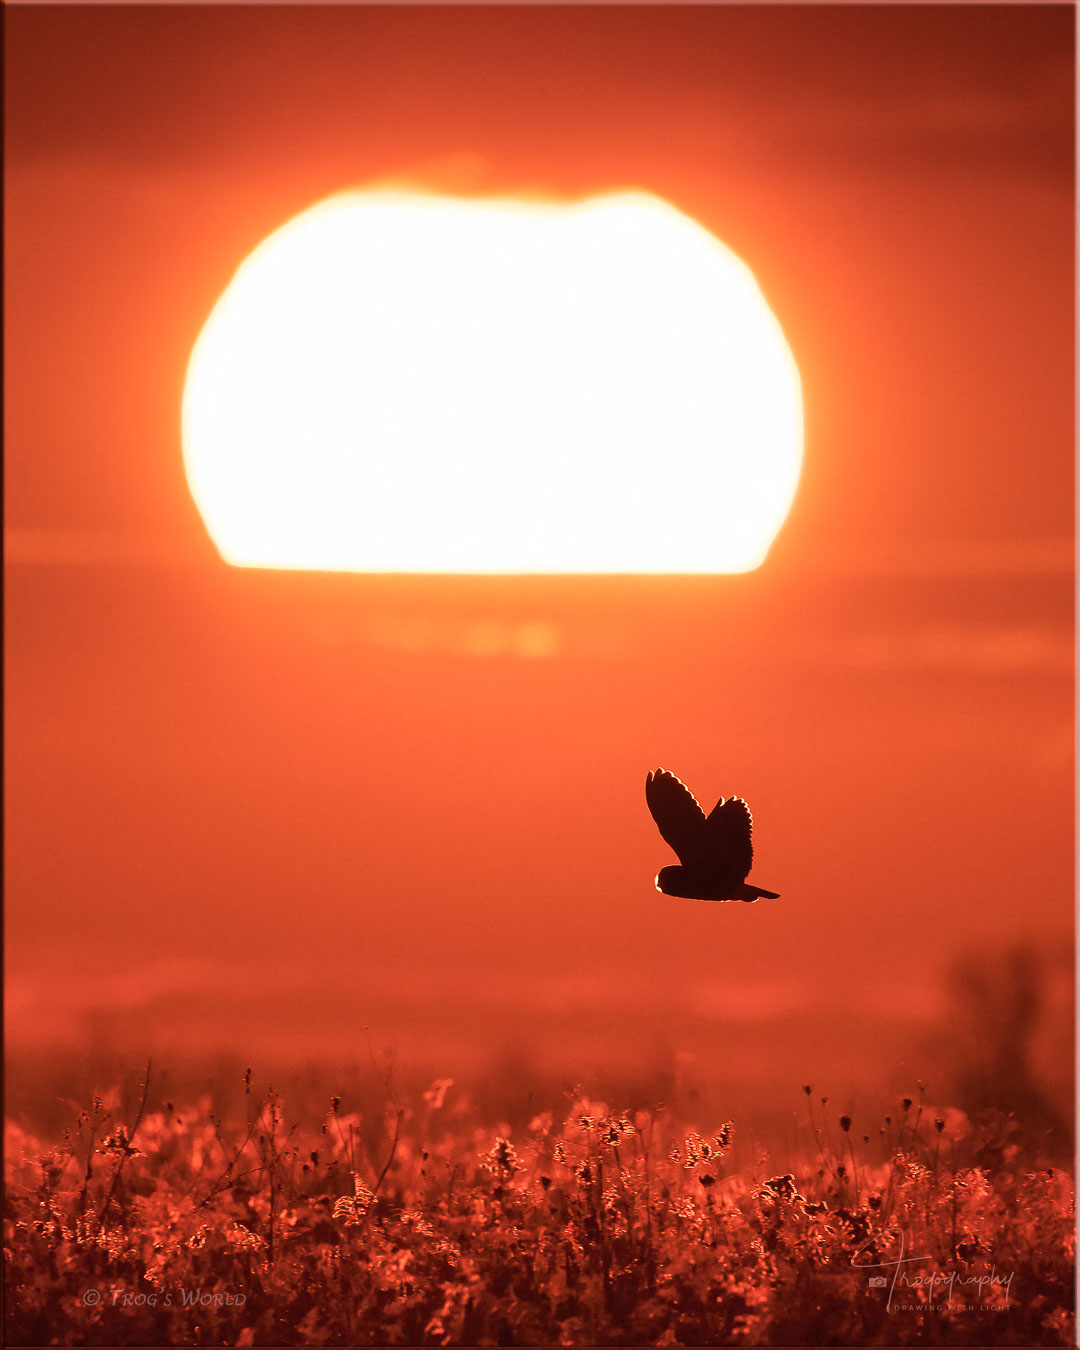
[[868, 1276, 888, 1289]]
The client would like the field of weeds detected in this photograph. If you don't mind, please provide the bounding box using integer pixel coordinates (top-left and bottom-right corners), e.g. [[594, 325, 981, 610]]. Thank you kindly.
[[4, 1065, 1075, 1347]]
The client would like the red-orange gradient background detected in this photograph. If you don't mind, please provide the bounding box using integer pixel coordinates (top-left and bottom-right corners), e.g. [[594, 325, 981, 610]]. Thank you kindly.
[[4, 6, 1074, 1131]]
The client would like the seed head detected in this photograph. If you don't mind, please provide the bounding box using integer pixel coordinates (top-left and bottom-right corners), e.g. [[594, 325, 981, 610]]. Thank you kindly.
[[482, 1137, 521, 1176], [763, 1173, 797, 1199]]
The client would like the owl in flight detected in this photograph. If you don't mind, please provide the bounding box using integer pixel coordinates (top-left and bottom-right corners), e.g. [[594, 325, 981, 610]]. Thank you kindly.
[[646, 768, 780, 902]]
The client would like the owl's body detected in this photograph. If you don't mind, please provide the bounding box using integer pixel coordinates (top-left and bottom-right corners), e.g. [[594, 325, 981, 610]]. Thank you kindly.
[[654, 865, 778, 903], [646, 768, 780, 903]]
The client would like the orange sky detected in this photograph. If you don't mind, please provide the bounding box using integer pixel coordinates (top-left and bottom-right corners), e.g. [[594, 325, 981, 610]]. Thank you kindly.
[[4, 5, 1074, 1120]]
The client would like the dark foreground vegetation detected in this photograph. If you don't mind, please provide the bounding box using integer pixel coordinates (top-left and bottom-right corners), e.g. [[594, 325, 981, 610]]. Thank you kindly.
[[4, 1066, 1074, 1347]]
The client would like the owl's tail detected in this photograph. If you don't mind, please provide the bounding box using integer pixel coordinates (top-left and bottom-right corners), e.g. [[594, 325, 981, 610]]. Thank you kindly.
[[739, 884, 780, 902]]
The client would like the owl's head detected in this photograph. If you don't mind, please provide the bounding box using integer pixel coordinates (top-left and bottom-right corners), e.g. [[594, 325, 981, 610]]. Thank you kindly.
[[655, 865, 685, 894]]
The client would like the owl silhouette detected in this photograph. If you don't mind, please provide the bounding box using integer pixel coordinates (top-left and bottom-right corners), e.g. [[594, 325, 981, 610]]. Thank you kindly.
[[646, 768, 780, 902]]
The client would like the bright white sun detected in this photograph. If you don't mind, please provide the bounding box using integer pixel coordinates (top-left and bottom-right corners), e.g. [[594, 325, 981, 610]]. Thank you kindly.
[[182, 190, 802, 573]]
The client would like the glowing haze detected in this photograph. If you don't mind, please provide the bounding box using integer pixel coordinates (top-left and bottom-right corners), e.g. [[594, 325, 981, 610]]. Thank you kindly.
[[183, 191, 802, 573]]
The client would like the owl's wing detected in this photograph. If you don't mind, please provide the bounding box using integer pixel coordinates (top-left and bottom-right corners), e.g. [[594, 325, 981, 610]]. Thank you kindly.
[[706, 796, 754, 880], [646, 769, 709, 865]]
